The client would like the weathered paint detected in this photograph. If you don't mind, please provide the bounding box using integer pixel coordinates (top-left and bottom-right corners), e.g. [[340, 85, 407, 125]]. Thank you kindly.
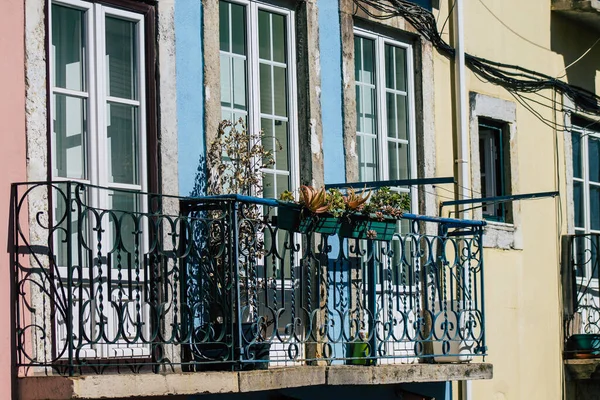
[[0, 0, 26, 397], [176, 0, 205, 196], [318, 0, 346, 185]]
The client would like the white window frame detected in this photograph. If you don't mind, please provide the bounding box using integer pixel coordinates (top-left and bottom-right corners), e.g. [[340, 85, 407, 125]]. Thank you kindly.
[[49, 0, 149, 359], [354, 28, 418, 211], [219, 0, 300, 197], [572, 123, 600, 236], [219, 0, 302, 366]]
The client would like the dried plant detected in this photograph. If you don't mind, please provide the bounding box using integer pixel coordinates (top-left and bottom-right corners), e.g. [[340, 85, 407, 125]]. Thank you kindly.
[[207, 119, 278, 197]]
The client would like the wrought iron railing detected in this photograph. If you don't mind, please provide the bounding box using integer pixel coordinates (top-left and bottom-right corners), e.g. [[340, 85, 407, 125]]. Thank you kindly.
[[11, 181, 486, 375], [563, 233, 600, 356]]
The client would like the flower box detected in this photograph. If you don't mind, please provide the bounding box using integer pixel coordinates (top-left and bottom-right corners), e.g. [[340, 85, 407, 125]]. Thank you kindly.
[[338, 213, 397, 241], [276, 203, 340, 235]]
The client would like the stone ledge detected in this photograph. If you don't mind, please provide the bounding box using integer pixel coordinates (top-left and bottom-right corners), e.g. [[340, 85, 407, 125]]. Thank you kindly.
[[565, 359, 600, 380], [19, 363, 493, 399], [326, 363, 493, 386]]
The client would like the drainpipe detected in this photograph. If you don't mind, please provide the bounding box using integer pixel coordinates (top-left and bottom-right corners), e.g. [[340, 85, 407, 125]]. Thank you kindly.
[[452, 0, 472, 399], [453, 0, 470, 220]]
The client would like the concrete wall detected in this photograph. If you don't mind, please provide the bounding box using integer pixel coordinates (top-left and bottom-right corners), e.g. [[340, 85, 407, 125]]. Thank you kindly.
[[0, 0, 26, 397]]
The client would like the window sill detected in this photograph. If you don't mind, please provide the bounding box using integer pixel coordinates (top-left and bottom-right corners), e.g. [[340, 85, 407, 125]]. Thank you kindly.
[[483, 220, 521, 250]]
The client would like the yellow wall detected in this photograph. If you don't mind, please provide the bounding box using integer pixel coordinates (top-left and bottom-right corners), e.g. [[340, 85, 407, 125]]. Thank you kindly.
[[432, 1, 600, 399]]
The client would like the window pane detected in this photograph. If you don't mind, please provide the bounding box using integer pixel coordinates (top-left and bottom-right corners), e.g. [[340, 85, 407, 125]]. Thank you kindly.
[[105, 17, 138, 100], [233, 57, 247, 110], [359, 87, 376, 135], [394, 46, 407, 92], [574, 181, 584, 229], [263, 173, 275, 198], [388, 141, 409, 180], [574, 234, 586, 278], [107, 103, 139, 185], [354, 37, 361, 82], [396, 95, 408, 140], [259, 64, 273, 114], [358, 135, 378, 181], [53, 94, 87, 179], [219, 2, 230, 52], [52, 4, 85, 91], [385, 45, 395, 89], [231, 3, 246, 55], [572, 132, 582, 179], [274, 121, 289, 170], [273, 66, 287, 117], [386, 92, 396, 139], [589, 136, 600, 183], [591, 185, 600, 231], [359, 38, 375, 85], [272, 13, 286, 63], [258, 11, 271, 60], [220, 55, 232, 108], [109, 190, 139, 260]]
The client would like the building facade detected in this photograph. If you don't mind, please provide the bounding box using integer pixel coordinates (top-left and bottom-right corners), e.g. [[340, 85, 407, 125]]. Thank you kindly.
[[6, 0, 600, 399]]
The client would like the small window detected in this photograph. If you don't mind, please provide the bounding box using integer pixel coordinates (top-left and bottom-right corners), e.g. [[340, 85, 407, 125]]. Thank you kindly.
[[478, 119, 511, 222]]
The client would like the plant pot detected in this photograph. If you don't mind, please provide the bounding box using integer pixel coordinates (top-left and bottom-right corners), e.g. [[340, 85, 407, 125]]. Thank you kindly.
[[276, 203, 340, 235], [567, 334, 600, 356], [345, 342, 372, 365], [339, 214, 397, 241], [193, 322, 271, 370]]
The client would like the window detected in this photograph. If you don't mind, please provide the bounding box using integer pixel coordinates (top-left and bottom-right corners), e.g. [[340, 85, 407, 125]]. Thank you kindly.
[[219, 0, 298, 198], [354, 30, 416, 202], [50, 0, 149, 358], [478, 119, 510, 222], [572, 119, 600, 235], [51, 0, 147, 197]]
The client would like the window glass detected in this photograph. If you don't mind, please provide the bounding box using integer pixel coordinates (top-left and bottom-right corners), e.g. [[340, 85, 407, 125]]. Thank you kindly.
[[572, 132, 582, 180], [105, 17, 137, 100], [588, 136, 600, 183], [355, 34, 413, 193], [107, 103, 139, 185], [52, 5, 85, 91], [53, 94, 88, 179], [479, 122, 507, 221], [574, 181, 584, 229]]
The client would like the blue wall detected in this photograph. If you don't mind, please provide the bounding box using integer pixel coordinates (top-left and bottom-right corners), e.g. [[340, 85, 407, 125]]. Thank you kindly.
[[175, 0, 205, 196], [318, 0, 346, 185]]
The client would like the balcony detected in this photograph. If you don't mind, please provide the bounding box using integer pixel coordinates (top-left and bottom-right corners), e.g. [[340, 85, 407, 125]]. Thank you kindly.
[[563, 233, 600, 380], [12, 181, 491, 399], [552, 0, 600, 28]]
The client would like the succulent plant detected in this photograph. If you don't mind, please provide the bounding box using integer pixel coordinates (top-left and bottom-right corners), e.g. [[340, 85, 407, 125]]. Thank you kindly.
[[362, 187, 410, 219], [299, 185, 329, 214], [279, 190, 295, 202], [326, 188, 346, 217], [344, 187, 371, 212]]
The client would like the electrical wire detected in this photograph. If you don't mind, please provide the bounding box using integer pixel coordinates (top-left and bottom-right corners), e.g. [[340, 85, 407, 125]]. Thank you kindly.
[[475, 0, 552, 52], [556, 35, 600, 79], [353, 0, 600, 119]]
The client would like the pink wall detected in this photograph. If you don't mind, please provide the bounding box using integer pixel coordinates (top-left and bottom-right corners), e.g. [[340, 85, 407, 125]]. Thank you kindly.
[[0, 0, 27, 397]]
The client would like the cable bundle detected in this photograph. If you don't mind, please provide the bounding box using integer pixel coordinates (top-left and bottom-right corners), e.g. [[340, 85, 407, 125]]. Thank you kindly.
[[354, 0, 600, 119]]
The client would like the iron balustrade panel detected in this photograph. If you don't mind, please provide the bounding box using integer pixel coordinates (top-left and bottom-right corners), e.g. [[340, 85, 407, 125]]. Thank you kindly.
[[563, 233, 600, 357], [11, 182, 487, 375]]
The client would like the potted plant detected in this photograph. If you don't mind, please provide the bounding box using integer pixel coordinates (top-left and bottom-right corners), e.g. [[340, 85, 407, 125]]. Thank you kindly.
[[339, 187, 410, 241], [191, 118, 276, 370], [345, 329, 373, 366], [276, 186, 343, 235]]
